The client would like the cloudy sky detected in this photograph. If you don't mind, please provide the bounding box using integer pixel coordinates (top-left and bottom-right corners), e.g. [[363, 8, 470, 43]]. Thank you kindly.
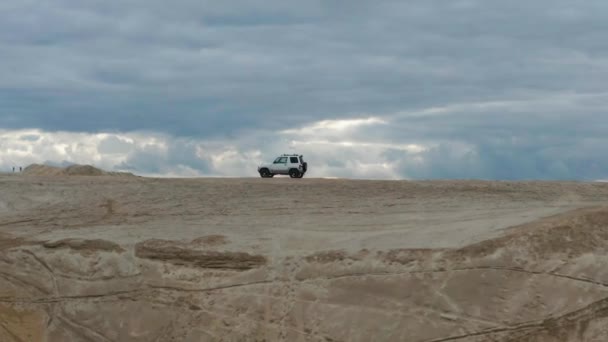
[[1, 0, 607, 179]]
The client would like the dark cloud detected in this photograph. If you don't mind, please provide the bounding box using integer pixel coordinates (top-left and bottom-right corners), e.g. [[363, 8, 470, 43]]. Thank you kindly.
[[1, 1, 608, 179]]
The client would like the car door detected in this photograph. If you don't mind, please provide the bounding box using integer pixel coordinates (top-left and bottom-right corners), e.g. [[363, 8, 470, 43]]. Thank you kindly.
[[271, 157, 288, 173]]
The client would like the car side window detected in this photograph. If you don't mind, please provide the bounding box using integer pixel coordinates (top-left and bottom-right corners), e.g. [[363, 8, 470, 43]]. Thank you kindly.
[[290, 157, 298, 163], [274, 157, 287, 164], [274, 157, 282, 163]]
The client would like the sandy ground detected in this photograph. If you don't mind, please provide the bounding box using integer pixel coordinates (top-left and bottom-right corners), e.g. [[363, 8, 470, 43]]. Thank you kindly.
[[2, 170, 608, 341]]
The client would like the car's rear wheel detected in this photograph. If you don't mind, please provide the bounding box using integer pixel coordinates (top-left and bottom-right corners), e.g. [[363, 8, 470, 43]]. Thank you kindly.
[[289, 169, 301, 178]]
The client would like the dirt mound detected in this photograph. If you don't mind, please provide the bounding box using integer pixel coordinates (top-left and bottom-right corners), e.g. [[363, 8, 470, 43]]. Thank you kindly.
[[134, 239, 267, 270], [21, 164, 65, 176], [308, 207, 608, 271], [22, 164, 134, 177], [64, 164, 105, 176], [448, 206, 608, 264]]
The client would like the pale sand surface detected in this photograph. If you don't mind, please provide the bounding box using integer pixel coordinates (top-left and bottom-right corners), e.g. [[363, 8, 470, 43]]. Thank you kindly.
[[2, 170, 608, 341]]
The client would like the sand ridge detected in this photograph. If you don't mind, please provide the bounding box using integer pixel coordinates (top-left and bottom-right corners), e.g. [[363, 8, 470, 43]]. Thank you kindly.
[[22, 163, 135, 177]]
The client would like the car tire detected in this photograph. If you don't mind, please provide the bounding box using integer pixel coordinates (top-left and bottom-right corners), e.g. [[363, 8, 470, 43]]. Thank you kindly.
[[259, 169, 271, 178], [289, 169, 301, 178]]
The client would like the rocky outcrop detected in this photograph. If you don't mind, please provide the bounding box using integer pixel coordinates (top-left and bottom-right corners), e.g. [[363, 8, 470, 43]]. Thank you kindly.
[[134, 239, 267, 270]]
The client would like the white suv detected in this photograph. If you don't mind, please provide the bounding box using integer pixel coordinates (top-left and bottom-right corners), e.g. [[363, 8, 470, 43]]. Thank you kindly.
[[257, 154, 308, 178]]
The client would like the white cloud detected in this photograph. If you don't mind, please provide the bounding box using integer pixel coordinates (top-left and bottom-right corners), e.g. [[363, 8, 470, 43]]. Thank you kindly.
[[291, 117, 385, 131], [2, 118, 608, 180], [291, 139, 426, 154], [0, 129, 168, 175], [0, 121, 414, 179]]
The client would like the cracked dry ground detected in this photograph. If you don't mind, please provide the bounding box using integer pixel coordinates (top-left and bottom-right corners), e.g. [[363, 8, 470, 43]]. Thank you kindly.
[[3, 176, 608, 341]]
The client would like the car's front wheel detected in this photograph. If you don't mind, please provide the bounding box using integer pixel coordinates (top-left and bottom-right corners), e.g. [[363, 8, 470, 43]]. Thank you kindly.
[[259, 168, 272, 178]]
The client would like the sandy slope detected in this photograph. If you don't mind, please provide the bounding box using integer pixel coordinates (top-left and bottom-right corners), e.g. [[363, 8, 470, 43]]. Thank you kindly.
[[2, 173, 608, 341]]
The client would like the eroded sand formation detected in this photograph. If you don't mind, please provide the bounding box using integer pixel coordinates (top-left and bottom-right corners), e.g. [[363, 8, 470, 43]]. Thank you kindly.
[[2, 168, 608, 341]]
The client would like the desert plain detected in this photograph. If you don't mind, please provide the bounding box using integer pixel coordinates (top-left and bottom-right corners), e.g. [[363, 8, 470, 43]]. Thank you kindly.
[[2, 165, 608, 341]]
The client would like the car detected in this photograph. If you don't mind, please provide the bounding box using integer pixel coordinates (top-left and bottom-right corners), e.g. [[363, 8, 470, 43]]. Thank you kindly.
[[257, 154, 308, 178]]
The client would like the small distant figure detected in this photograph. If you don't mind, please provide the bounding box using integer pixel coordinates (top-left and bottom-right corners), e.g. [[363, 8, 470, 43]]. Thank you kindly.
[[12, 167, 15, 173], [19, 166, 22, 172]]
